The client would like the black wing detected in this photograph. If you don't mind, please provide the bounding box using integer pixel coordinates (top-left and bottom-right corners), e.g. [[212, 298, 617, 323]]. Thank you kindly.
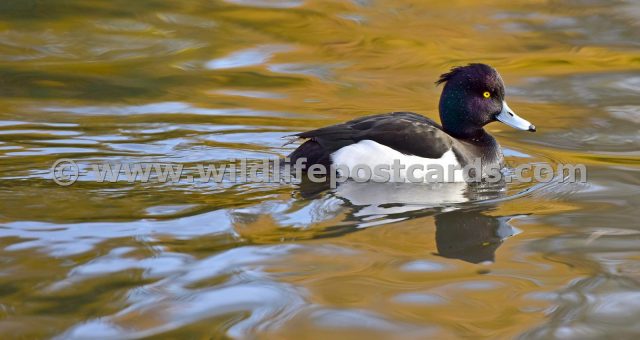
[[287, 112, 453, 167]]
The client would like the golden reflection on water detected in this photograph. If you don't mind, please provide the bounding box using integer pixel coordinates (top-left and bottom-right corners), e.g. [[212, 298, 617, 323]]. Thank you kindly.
[[0, 0, 639, 338]]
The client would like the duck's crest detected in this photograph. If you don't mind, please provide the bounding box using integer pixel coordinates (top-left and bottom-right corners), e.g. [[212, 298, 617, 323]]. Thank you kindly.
[[435, 63, 487, 86]]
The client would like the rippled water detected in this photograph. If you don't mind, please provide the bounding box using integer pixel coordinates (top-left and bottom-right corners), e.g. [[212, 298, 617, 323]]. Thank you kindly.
[[1, 1, 639, 338]]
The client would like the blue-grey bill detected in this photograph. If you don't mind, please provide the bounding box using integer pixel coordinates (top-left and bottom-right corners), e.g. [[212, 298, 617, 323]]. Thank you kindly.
[[496, 101, 536, 132]]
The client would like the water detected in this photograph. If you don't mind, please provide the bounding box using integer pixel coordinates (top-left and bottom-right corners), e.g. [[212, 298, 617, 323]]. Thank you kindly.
[[0, 0, 639, 338]]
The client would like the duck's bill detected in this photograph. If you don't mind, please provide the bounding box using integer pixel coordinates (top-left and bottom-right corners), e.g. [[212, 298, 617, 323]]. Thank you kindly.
[[496, 101, 536, 132]]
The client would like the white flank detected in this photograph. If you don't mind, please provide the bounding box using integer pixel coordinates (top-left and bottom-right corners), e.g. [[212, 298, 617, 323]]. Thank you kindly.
[[330, 139, 464, 182]]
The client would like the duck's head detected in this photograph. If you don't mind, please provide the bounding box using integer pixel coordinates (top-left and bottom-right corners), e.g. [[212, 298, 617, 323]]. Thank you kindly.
[[436, 63, 535, 138]]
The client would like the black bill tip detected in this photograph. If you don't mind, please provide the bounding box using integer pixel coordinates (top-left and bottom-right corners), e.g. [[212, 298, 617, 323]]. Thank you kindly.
[[528, 124, 536, 132]]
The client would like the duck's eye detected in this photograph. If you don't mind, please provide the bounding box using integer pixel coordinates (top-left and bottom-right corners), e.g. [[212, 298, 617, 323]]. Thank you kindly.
[[483, 91, 491, 98]]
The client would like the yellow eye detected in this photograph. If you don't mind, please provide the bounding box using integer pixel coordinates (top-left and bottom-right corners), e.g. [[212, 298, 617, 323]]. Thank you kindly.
[[483, 91, 491, 98]]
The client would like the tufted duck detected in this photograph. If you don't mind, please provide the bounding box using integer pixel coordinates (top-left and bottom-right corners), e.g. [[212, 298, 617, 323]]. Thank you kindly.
[[285, 63, 535, 182]]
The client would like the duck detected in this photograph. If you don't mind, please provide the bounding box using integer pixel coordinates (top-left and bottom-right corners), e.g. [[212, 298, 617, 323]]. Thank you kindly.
[[285, 63, 535, 182]]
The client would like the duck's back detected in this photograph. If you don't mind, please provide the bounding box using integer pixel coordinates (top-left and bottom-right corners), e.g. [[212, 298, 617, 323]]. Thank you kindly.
[[288, 112, 453, 168]]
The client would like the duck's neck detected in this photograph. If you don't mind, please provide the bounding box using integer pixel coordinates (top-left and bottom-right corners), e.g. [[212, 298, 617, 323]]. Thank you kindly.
[[455, 128, 494, 145], [442, 123, 490, 143]]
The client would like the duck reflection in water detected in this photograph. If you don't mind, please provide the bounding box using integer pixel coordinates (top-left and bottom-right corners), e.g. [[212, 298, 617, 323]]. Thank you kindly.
[[434, 207, 517, 264], [295, 177, 520, 264]]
